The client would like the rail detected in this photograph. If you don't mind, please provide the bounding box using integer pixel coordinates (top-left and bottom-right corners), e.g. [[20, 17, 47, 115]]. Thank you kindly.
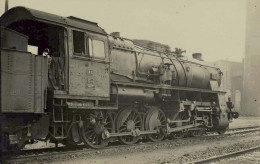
[[190, 146, 260, 164]]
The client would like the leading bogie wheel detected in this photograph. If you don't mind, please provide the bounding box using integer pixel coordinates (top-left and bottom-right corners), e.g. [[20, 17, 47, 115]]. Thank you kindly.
[[171, 131, 185, 139], [190, 128, 205, 137]]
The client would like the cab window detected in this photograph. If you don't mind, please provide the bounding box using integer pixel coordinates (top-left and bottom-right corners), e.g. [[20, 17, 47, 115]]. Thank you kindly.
[[88, 39, 105, 59], [88, 38, 93, 57], [73, 30, 85, 54], [93, 40, 105, 58]]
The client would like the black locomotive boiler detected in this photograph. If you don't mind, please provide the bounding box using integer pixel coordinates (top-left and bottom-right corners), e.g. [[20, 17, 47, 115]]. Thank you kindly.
[[0, 7, 238, 150]]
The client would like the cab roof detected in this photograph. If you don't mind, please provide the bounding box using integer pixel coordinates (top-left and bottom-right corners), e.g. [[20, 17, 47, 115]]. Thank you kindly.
[[0, 6, 107, 35]]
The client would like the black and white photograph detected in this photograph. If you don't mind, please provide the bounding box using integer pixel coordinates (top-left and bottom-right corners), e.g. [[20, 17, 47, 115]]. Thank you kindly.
[[0, 0, 259, 163]]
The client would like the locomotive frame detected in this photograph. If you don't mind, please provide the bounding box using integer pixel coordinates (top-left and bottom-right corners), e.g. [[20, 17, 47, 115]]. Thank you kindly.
[[0, 7, 236, 150]]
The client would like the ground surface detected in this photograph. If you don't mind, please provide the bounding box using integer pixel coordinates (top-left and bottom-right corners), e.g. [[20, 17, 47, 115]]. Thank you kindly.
[[43, 131, 259, 164], [229, 116, 260, 129]]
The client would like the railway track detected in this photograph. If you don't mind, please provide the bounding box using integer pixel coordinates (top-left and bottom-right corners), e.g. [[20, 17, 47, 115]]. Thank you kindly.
[[2, 126, 260, 164], [212, 125, 260, 136], [190, 145, 260, 164]]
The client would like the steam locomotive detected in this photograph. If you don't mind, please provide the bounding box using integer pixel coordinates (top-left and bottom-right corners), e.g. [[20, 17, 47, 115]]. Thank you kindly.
[[0, 7, 238, 150]]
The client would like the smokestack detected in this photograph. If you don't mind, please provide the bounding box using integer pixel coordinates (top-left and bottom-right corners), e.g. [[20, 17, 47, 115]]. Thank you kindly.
[[192, 53, 204, 61], [5, 0, 8, 12]]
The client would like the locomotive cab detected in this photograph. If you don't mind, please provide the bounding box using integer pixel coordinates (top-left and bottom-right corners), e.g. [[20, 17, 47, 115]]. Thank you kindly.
[[0, 7, 111, 150], [1, 11, 67, 91], [1, 7, 110, 98]]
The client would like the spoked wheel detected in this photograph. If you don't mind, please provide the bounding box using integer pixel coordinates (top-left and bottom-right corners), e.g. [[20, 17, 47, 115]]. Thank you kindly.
[[190, 128, 205, 137], [116, 109, 143, 145], [80, 111, 114, 149], [169, 111, 190, 139], [145, 108, 167, 142], [171, 131, 185, 139]]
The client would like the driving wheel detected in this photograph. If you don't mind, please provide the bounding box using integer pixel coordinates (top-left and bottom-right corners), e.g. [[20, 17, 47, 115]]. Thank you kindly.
[[116, 109, 143, 145], [145, 108, 167, 142], [80, 112, 114, 149]]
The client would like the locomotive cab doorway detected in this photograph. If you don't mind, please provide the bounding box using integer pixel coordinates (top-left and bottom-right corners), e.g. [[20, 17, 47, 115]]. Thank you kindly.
[[6, 20, 68, 91]]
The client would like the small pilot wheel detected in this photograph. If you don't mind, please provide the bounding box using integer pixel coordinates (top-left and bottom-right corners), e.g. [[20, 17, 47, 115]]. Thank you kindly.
[[80, 112, 114, 149], [145, 108, 167, 142], [171, 130, 185, 139], [116, 109, 143, 145], [190, 128, 204, 137]]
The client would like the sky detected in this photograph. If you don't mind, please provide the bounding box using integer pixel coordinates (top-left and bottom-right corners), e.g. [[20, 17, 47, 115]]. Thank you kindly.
[[0, 0, 246, 62]]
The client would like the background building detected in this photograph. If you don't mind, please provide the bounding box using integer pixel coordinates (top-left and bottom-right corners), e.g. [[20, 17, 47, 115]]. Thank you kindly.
[[214, 60, 243, 112], [243, 0, 260, 116]]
